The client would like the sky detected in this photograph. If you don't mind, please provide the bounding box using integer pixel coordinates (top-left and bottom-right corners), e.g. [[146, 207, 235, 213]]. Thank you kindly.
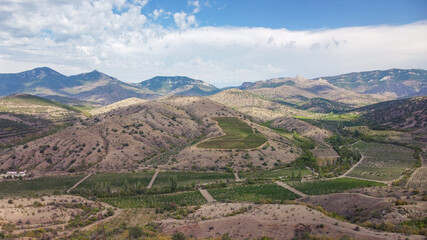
[[0, 0, 426, 87]]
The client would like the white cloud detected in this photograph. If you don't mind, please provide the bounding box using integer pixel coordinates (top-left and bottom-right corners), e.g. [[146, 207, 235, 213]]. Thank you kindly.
[[0, 1, 426, 88], [188, 0, 200, 13], [152, 9, 165, 20], [173, 12, 197, 30]]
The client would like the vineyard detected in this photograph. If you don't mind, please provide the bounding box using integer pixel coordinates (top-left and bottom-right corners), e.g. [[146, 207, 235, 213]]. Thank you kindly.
[[77, 171, 154, 189], [347, 141, 416, 181], [209, 183, 299, 202], [197, 117, 267, 149], [101, 191, 207, 208], [152, 171, 235, 188], [241, 167, 312, 180], [0, 174, 84, 197], [289, 178, 385, 195], [406, 167, 427, 190]]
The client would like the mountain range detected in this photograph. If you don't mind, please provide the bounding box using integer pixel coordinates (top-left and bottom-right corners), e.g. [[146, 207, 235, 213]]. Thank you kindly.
[[0, 67, 425, 107]]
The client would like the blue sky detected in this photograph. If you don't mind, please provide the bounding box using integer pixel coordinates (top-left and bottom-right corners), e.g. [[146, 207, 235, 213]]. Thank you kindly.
[[144, 0, 427, 29], [0, 0, 426, 87]]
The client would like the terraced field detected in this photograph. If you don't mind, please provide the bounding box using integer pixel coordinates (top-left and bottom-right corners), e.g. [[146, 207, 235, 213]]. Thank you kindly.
[[209, 183, 299, 202], [197, 117, 267, 149], [347, 141, 416, 181], [289, 178, 385, 195]]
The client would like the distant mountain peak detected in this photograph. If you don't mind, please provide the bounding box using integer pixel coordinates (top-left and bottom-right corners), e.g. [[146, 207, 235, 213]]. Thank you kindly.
[[139, 76, 219, 96]]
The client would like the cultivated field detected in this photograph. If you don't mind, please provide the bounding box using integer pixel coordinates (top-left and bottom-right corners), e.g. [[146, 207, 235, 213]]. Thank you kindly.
[[0, 174, 84, 197], [241, 167, 311, 180], [152, 171, 235, 188], [347, 141, 416, 181], [289, 178, 385, 195], [77, 171, 153, 189], [101, 191, 207, 208], [407, 167, 427, 190], [197, 117, 267, 149], [209, 183, 299, 202]]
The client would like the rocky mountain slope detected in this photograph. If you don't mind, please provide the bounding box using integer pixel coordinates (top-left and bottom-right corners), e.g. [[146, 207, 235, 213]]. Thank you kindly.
[[0, 96, 297, 175], [0, 67, 159, 105], [318, 69, 427, 98], [0, 68, 221, 105], [358, 96, 427, 130]]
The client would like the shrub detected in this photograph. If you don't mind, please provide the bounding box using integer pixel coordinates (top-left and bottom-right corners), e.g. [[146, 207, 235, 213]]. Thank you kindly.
[[172, 232, 186, 240], [128, 226, 143, 239]]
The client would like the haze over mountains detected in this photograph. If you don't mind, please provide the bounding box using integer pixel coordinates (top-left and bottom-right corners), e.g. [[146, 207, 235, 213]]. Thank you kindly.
[[0, 67, 425, 107]]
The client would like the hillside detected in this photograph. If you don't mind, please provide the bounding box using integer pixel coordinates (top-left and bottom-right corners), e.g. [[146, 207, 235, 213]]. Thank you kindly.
[[0, 93, 86, 120], [0, 94, 86, 146], [237, 76, 391, 107], [318, 69, 427, 98], [139, 76, 220, 96], [208, 89, 316, 120], [358, 96, 427, 130], [0, 96, 298, 175], [89, 97, 147, 115]]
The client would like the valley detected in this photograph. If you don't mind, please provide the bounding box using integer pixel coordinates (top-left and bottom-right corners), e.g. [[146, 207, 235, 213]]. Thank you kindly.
[[0, 68, 426, 240]]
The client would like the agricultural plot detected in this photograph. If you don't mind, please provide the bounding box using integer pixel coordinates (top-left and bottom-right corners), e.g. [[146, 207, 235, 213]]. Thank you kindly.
[[197, 117, 267, 149], [407, 167, 427, 190], [101, 191, 207, 208], [241, 167, 311, 180], [152, 171, 235, 188], [77, 171, 153, 190], [310, 146, 339, 166], [345, 126, 402, 141], [209, 183, 299, 202], [289, 178, 385, 195], [0, 174, 84, 197], [347, 141, 416, 181]]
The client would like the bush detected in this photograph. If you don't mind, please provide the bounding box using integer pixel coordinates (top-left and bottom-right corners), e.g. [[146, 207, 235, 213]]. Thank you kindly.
[[395, 199, 409, 205], [128, 226, 143, 239], [172, 232, 186, 240], [7, 199, 13, 204]]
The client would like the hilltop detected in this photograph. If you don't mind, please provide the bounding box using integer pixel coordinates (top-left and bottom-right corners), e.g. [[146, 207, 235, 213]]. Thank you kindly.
[[139, 76, 220, 96]]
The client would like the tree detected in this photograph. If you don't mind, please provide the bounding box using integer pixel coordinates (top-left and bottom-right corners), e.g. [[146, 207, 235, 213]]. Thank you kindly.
[[170, 176, 177, 192]]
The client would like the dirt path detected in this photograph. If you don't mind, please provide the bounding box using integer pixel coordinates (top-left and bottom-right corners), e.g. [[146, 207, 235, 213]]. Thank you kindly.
[[234, 172, 241, 181], [341, 152, 364, 177], [66, 173, 92, 193], [146, 170, 159, 189], [199, 188, 215, 203], [275, 181, 307, 198]]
